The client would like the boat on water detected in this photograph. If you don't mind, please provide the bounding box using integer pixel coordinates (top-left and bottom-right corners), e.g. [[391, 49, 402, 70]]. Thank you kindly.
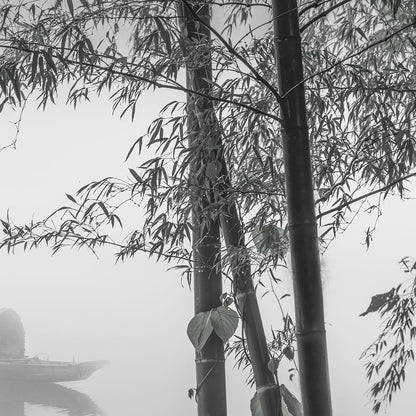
[[0, 308, 108, 382], [0, 357, 108, 382]]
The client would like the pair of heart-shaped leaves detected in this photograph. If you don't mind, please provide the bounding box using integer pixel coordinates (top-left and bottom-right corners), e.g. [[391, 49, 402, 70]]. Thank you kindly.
[[187, 306, 239, 350]]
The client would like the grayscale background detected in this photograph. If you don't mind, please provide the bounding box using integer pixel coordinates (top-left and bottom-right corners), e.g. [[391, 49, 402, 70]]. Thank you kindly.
[[0, 54, 415, 416]]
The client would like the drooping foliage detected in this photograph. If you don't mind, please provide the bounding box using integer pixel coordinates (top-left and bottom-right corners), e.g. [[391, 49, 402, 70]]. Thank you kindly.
[[302, 0, 416, 245], [360, 257, 416, 413], [1, 0, 415, 260], [0, 0, 289, 283]]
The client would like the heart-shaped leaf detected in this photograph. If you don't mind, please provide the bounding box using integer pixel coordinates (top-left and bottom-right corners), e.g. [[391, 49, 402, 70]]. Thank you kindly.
[[187, 311, 213, 351], [250, 392, 262, 416], [210, 306, 239, 343], [250, 385, 303, 416], [283, 346, 294, 361]]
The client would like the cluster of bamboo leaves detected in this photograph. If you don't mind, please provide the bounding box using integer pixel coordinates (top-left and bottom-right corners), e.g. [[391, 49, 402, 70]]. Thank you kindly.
[[360, 257, 416, 413], [1, 0, 415, 260]]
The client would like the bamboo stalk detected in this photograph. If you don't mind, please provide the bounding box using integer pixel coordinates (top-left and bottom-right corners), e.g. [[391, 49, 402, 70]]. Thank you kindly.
[[271, 1, 333, 415], [179, 3, 227, 416], [192, 216, 226, 416], [219, 197, 283, 416], [179, 3, 283, 415], [184, 37, 283, 416]]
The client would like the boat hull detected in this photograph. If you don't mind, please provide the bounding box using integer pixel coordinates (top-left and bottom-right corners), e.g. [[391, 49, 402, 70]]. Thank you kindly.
[[0, 358, 108, 382]]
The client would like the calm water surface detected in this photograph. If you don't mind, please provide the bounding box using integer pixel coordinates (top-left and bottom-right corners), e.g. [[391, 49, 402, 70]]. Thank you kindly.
[[0, 250, 217, 416]]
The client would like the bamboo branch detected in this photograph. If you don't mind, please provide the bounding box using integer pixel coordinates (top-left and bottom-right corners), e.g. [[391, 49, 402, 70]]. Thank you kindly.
[[298, 0, 334, 16], [316, 171, 416, 220], [300, 0, 351, 33], [0, 42, 282, 123]]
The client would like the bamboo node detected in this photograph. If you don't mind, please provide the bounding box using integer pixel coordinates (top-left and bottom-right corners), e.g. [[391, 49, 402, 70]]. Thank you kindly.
[[296, 328, 326, 336], [195, 358, 225, 364], [288, 221, 316, 228], [236, 290, 255, 300]]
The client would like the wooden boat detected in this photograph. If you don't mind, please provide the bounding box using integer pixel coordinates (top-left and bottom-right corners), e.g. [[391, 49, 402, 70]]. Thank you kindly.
[[0, 357, 108, 382]]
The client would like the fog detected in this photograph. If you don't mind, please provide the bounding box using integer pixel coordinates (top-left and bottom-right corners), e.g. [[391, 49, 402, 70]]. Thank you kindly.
[[0, 90, 415, 416]]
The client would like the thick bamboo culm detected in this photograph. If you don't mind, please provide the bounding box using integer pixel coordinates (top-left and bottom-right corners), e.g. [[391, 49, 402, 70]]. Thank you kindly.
[[180, 2, 283, 415], [179, 2, 227, 416], [271, 0, 333, 415], [192, 217, 227, 416]]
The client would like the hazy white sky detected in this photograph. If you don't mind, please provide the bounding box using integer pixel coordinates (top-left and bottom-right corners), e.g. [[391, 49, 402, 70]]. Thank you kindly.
[[0, 78, 415, 415]]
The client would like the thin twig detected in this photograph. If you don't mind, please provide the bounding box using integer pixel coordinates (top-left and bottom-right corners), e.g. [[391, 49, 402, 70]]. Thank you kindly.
[[298, 0, 334, 16], [0, 95, 29, 152], [300, 0, 351, 33]]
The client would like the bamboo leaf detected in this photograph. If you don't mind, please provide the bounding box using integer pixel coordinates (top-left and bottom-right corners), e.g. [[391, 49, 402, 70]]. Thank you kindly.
[[83, 202, 96, 219], [210, 306, 238, 343], [129, 168, 142, 183], [154, 17, 172, 54], [42, 49, 57, 73], [67, 0, 74, 16], [359, 288, 396, 316], [187, 311, 213, 351], [30, 51, 38, 81], [65, 193, 76, 203], [98, 201, 109, 218], [0, 97, 8, 113], [5, 68, 21, 104], [125, 136, 143, 161]]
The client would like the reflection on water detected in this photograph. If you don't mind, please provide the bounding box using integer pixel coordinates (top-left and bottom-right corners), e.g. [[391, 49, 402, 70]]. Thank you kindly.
[[0, 265, 196, 416], [0, 381, 103, 416]]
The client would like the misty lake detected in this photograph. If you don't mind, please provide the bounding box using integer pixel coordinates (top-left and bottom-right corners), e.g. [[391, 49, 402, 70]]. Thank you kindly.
[[0, 248, 217, 416]]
